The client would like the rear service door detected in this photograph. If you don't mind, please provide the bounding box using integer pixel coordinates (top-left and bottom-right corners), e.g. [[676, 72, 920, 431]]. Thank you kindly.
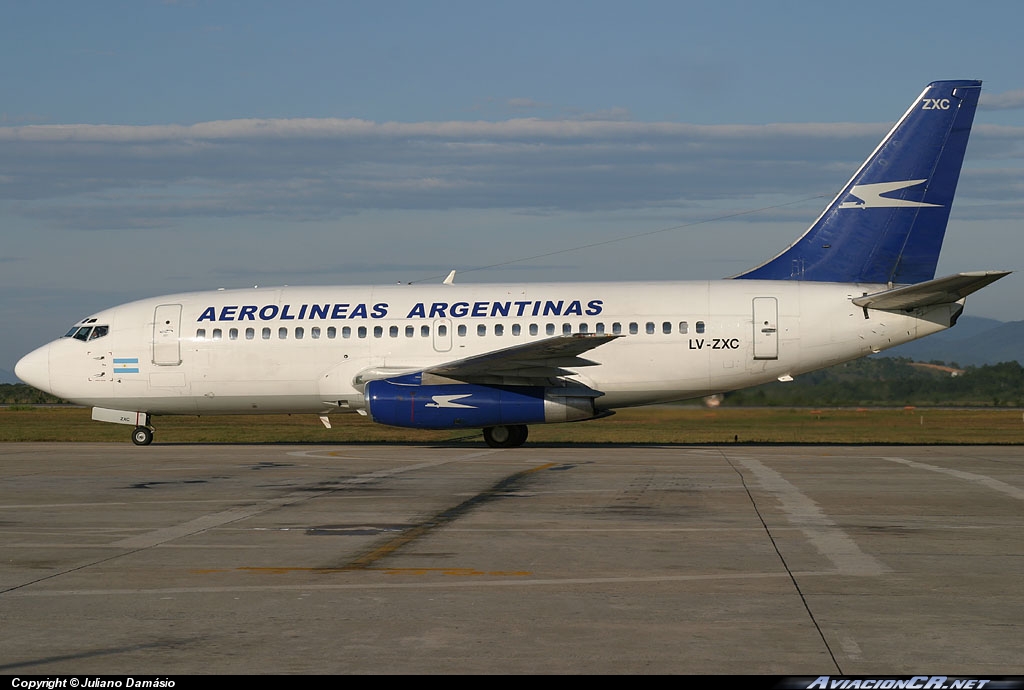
[[752, 297, 778, 360]]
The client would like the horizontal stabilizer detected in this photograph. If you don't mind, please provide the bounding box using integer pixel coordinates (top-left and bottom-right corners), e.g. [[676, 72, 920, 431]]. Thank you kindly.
[[852, 271, 1010, 310]]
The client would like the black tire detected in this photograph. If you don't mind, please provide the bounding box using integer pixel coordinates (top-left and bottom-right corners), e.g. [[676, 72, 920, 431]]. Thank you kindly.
[[132, 426, 154, 446], [483, 424, 528, 448]]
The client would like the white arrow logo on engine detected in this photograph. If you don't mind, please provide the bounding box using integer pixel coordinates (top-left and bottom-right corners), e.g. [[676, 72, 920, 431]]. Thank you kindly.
[[425, 394, 476, 409]]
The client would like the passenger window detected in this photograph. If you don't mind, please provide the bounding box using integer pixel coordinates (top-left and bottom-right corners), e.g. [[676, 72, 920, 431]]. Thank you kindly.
[[477, 324, 486, 336], [246, 327, 255, 340], [562, 323, 572, 335], [579, 323, 589, 334], [495, 324, 504, 336], [196, 329, 206, 340], [311, 327, 321, 339], [679, 321, 688, 334], [696, 321, 705, 334], [389, 325, 399, 338], [212, 329, 222, 341], [438, 324, 448, 337], [512, 324, 521, 336], [612, 322, 622, 335], [596, 323, 605, 334], [373, 326, 383, 338], [278, 327, 288, 339], [341, 326, 350, 339], [406, 325, 415, 337], [421, 325, 430, 337], [262, 328, 271, 340], [530, 324, 539, 336], [646, 322, 655, 335], [328, 326, 338, 339], [546, 324, 555, 335], [295, 327, 304, 340], [458, 324, 467, 337], [662, 322, 671, 334], [229, 328, 238, 341], [629, 323, 638, 335], [358, 326, 367, 338]]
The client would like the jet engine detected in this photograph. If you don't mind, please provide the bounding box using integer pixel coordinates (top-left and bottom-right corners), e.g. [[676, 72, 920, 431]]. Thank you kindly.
[[364, 380, 601, 429]]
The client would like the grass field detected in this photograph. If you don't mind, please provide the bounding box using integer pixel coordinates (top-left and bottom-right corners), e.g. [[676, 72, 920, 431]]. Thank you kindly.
[[2, 405, 1023, 444]]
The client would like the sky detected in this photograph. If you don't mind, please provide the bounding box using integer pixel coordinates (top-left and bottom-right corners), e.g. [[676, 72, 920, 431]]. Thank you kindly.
[[3, 0, 1024, 376]]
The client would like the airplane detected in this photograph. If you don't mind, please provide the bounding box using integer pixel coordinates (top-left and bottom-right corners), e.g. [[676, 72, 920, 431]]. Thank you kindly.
[[15, 80, 1009, 448]]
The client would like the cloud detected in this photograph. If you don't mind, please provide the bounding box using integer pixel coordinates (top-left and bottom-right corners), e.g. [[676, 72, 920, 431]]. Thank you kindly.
[[506, 98, 549, 111], [980, 89, 1024, 111], [0, 117, 875, 143], [562, 106, 634, 121], [2, 116, 1021, 229]]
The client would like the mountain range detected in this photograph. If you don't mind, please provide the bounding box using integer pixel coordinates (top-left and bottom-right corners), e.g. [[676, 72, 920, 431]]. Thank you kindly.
[[882, 315, 1024, 367]]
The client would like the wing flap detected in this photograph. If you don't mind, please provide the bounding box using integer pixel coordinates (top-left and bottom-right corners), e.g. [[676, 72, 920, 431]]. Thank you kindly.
[[852, 271, 1010, 310]]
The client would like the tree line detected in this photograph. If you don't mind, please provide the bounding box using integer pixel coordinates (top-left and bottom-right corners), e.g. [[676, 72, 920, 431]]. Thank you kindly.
[[722, 358, 1024, 407]]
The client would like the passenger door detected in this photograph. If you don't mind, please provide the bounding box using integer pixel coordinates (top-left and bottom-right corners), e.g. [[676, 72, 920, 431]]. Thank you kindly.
[[153, 304, 183, 365]]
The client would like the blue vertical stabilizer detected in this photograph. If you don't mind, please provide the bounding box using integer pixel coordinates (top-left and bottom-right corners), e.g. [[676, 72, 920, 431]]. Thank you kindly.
[[735, 80, 981, 284]]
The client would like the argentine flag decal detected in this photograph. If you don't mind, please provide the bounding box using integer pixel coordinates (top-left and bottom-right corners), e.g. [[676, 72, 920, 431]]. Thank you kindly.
[[114, 357, 140, 374]]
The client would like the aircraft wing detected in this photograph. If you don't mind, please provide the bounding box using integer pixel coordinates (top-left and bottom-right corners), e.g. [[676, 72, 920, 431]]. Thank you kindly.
[[422, 333, 621, 384], [852, 271, 1011, 311], [353, 333, 621, 390]]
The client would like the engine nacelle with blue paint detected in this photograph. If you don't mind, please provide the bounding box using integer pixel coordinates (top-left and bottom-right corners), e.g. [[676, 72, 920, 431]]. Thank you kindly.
[[365, 380, 599, 429]]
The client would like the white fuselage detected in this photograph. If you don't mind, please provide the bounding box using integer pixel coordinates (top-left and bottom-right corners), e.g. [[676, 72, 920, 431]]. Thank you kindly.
[[21, 279, 957, 419]]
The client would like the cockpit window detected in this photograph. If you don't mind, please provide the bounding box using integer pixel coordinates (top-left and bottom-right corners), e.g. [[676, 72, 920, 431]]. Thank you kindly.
[[65, 325, 109, 342]]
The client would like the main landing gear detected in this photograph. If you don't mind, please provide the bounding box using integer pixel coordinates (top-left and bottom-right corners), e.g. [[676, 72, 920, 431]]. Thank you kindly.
[[482, 424, 529, 448], [132, 425, 154, 446]]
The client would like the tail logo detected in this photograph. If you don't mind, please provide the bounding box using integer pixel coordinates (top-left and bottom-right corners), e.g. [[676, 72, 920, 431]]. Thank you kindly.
[[838, 179, 941, 210]]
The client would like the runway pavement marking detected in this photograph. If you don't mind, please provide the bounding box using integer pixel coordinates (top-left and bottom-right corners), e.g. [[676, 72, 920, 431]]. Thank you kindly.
[[735, 457, 890, 576], [839, 636, 863, 660], [212, 566, 534, 576], [287, 449, 499, 463], [112, 449, 500, 549], [882, 456, 1024, 500], [5, 569, 831, 597], [0, 502, 132, 509]]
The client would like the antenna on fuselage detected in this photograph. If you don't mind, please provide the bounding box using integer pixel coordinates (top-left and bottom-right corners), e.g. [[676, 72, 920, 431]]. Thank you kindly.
[[443, 270, 456, 285]]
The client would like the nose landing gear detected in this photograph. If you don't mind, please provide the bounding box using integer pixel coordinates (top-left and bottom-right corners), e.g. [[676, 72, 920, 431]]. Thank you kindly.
[[91, 407, 155, 445]]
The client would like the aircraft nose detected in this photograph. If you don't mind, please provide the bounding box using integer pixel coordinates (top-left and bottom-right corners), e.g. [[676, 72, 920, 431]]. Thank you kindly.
[[15, 343, 52, 392]]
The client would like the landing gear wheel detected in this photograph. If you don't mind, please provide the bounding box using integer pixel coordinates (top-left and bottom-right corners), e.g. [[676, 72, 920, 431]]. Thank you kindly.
[[132, 426, 154, 446], [483, 424, 529, 448]]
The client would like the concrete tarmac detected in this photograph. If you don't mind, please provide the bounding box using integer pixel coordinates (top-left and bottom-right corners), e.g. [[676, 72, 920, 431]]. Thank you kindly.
[[0, 442, 1022, 675]]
